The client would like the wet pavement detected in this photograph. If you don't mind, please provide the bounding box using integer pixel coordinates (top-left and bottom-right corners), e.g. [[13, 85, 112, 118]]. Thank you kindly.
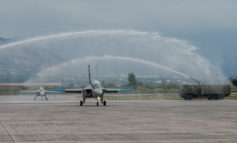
[[0, 95, 237, 143]]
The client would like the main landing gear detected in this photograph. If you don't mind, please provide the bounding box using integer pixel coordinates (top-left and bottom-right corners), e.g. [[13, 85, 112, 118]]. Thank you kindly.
[[80, 99, 107, 106], [34, 95, 48, 101], [96, 100, 107, 106], [80, 96, 86, 106], [103, 100, 106, 106], [96, 100, 106, 106]]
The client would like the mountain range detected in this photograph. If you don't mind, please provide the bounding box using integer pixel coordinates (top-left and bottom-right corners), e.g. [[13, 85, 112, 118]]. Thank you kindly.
[[0, 37, 64, 82]]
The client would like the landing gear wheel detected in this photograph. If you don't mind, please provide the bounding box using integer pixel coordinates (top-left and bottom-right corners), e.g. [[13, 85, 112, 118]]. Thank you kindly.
[[34, 97, 36, 101], [80, 101, 83, 106], [103, 100, 107, 106], [96, 102, 99, 106], [46, 97, 48, 101]]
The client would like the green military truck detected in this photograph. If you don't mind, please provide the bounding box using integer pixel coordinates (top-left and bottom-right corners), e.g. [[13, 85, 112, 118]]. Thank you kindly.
[[179, 84, 231, 100]]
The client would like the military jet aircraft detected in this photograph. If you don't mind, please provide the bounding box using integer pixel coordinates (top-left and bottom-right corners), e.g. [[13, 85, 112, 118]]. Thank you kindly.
[[21, 87, 60, 101], [53, 65, 132, 106]]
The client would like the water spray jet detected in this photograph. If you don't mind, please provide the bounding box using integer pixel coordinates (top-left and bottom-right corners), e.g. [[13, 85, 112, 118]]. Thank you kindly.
[[28, 55, 198, 83], [0, 30, 227, 83]]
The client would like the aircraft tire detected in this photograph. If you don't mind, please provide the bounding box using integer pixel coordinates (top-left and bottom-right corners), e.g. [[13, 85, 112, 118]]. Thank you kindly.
[[103, 100, 107, 106], [96, 102, 99, 106], [80, 101, 83, 106]]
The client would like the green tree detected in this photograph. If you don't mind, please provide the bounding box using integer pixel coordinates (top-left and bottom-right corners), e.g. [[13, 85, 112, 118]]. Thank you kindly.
[[128, 72, 137, 86], [231, 77, 237, 86]]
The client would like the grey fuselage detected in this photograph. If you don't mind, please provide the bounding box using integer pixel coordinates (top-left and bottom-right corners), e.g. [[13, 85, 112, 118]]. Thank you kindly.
[[83, 82, 104, 99], [36, 87, 47, 96]]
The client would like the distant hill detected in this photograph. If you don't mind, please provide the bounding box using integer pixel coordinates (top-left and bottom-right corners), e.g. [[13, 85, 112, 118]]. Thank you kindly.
[[0, 36, 65, 82], [0, 37, 9, 44], [0, 36, 69, 82], [0, 46, 65, 82]]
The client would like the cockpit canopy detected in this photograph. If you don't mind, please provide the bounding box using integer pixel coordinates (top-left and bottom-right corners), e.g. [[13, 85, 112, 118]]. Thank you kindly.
[[39, 87, 44, 91], [92, 80, 102, 88]]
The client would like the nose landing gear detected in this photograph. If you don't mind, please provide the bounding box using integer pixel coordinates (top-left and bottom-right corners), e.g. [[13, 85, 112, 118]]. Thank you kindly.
[[80, 96, 107, 106]]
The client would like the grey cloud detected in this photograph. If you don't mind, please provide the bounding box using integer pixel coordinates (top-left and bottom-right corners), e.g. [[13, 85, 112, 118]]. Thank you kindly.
[[0, 0, 236, 37]]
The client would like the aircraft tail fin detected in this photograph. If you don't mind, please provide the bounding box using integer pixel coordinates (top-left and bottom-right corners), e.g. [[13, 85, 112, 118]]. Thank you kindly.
[[88, 65, 92, 85]]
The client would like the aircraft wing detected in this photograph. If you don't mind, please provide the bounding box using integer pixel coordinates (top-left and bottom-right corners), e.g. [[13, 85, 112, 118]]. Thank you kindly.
[[20, 91, 37, 94], [52, 89, 83, 93], [104, 88, 133, 93], [45, 91, 63, 94]]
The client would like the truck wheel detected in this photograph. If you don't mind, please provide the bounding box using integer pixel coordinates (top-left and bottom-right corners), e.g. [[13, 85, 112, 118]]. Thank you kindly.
[[184, 95, 193, 100], [208, 95, 218, 100], [217, 94, 224, 99], [192, 94, 199, 98], [208, 95, 214, 100], [225, 94, 230, 97]]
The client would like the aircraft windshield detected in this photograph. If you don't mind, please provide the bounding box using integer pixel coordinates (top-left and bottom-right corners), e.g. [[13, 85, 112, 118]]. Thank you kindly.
[[39, 87, 44, 92], [92, 80, 101, 88]]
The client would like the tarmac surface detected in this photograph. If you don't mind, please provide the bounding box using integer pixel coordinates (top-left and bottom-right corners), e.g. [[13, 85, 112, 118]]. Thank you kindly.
[[0, 95, 237, 143]]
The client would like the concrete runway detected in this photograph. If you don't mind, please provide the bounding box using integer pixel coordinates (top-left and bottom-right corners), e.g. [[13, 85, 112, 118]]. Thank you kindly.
[[0, 95, 237, 143]]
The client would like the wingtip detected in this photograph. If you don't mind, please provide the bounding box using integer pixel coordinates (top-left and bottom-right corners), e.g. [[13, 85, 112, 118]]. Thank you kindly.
[[120, 89, 133, 92], [52, 89, 66, 92]]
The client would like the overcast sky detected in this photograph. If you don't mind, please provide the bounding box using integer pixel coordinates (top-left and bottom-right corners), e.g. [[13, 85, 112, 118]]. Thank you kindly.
[[0, 0, 236, 37], [0, 0, 236, 75]]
